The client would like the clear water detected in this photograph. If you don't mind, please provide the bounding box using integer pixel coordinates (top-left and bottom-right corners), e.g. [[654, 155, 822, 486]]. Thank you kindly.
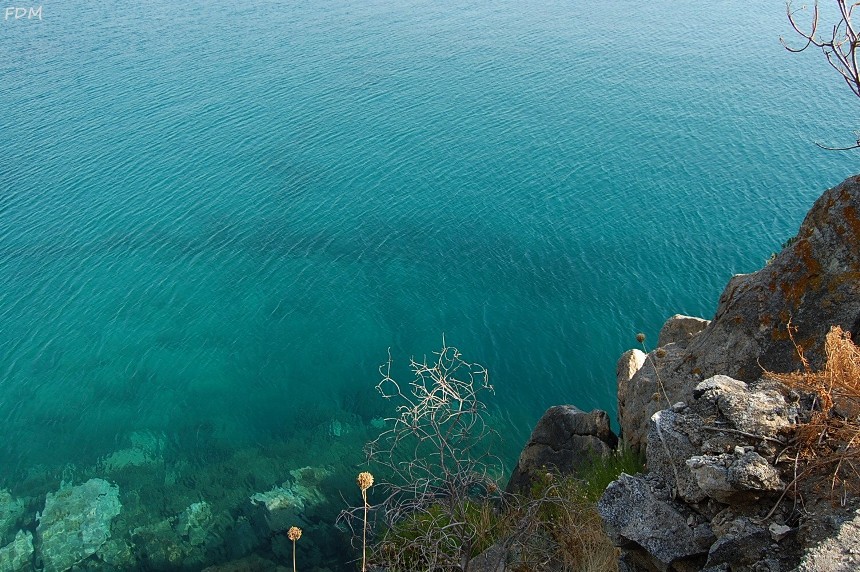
[[1, 0, 857, 568]]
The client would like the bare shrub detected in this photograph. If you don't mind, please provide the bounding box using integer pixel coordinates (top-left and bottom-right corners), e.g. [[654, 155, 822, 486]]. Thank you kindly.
[[783, 1, 860, 149], [339, 342, 621, 572]]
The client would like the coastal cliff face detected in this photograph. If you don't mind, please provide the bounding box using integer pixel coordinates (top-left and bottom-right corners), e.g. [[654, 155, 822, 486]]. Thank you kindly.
[[598, 175, 860, 572], [617, 175, 860, 455]]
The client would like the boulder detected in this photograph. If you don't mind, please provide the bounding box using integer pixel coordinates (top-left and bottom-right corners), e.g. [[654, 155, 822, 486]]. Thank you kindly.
[[686, 175, 860, 380], [0, 491, 26, 547], [796, 509, 860, 572], [36, 479, 122, 572], [244, 465, 331, 542], [619, 342, 693, 454], [647, 410, 705, 503], [693, 376, 796, 439], [658, 315, 710, 349], [0, 531, 33, 572], [619, 176, 860, 453], [686, 451, 783, 504], [506, 406, 617, 493], [598, 474, 709, 570]]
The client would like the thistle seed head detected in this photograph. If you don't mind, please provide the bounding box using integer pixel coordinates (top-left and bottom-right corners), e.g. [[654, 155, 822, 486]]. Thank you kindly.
[[357, 471, 374, 491]]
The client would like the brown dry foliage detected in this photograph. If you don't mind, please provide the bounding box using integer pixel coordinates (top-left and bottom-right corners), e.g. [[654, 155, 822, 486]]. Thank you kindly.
[[767, 325, 860, 498]]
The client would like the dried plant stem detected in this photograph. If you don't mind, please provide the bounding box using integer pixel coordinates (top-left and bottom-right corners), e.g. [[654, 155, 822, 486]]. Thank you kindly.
[[362, 488, 368, 572]]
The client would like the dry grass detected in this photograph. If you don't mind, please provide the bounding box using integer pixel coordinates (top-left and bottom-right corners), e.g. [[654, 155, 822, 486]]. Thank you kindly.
[[767, 325, 860, 499]]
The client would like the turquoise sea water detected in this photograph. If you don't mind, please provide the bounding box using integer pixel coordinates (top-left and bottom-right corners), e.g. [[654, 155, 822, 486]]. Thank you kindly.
[[1, 1, 859, 568]]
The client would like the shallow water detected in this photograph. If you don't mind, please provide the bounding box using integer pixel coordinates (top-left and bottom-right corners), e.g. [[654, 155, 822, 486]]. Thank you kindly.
[[1, 1, 858, 568]]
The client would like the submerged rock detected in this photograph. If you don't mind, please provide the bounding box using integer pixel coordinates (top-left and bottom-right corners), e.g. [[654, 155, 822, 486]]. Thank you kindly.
[[36, 479, 121, 572], [98, 431, 165, 473], [506, 405, 617, 493], [0, 530, 33, 572], [0, 491, 27, 547]]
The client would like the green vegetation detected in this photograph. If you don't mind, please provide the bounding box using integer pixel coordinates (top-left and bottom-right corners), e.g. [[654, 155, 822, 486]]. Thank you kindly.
[[337, 343, 644, 571]]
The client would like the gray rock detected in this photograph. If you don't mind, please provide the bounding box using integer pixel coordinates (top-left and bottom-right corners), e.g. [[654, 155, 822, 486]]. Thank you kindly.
[[685, 175, 860, 380], [686, 451, 783, 504], [796, 509, 860, 572], [598, 474, 709, 569], [177, 502, 214, 546], [658, 314, 710, 349], [468, 544, 508, 572], [619, 343, 694, 454], [618, 176, 860, 453], [617, 349, 646, 447], [36, 479, 121, 572], [246, 466, 330, 534], [0, 531, 33, 572], [647, 410, 705, 503], [506, 406, 618, 493], [0, 491, 26, 547], [694, 375, 796, 439], [705, 517, 769, 569]]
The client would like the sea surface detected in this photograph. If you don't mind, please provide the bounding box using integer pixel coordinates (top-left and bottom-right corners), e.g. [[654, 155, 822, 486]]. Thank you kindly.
[[1, 0, 858, 568]]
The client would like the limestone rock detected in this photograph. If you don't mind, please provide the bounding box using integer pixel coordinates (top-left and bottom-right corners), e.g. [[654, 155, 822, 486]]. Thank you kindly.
[[36, 479, 121, 572], [598, 474, 709, 569], [506, 406, 617, 493], [617, 349, 646, 445], [0, 531, 33, 572], [0, 491, 26, 547], [658, 314, 710, 349], [619, 343, 694, 454], [99, 431, 165, 473], [686, 451, 783, 504], [246, 466, 330, 534], [694, 375, 796, 439], [796, 509, 860, 571], [647, 410, 705, 503], [705, 517, 770, 569], [177, 502, 214, 546], [686, 175, 860, 380]]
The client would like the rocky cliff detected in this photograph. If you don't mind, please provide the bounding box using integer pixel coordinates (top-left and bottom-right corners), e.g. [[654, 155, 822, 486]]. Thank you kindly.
[[598, 175, 860, 571]]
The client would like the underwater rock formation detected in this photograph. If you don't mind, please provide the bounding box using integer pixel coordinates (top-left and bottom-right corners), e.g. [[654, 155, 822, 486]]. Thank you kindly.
[[0, 531, 33, 572], [36, 479, 121, 572]]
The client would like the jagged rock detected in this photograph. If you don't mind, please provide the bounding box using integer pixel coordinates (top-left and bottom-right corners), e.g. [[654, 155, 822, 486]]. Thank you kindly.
[[598, 474, 709, 570], [131, 501, 231, 569], [658, 314, 710, 349], [686, 450, 783, 504], [619, 177, 860, 454], [694, 376, 796, 439], [469, 544, 508, 572], [705, 517, 770, 569], [619, 342, 693, 454], [687, 175, 860, 380], [245, 466, 330, 534], [506, 406, 617, 493], [0, 531, 33, 572], [617, 349, 646, 446], [796, 509, 860, 571], [0, 491, 26, 547], [36, 479, 122, 572], [647, 410, 705, 503], [177, 502, 215, 546]]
